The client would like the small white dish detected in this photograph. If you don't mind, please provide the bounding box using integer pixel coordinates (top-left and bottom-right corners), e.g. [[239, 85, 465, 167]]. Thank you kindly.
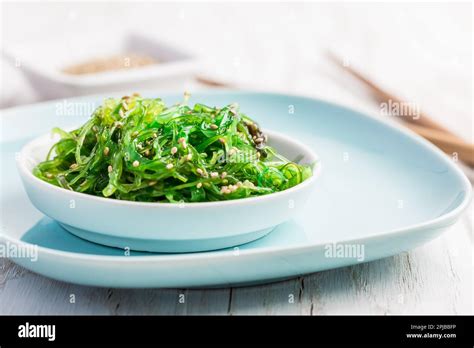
[[2, 32, 199, 99], [17, 129, 320, 253]]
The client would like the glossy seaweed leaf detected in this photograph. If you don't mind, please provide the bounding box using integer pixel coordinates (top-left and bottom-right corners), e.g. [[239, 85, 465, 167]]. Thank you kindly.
[[34, 94, 314, 203]]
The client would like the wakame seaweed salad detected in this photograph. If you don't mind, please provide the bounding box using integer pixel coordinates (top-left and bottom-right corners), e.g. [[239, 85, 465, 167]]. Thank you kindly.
[[34, 94, 313, 203]]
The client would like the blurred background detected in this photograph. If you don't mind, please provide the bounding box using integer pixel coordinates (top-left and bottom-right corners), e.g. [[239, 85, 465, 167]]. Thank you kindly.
[[1, 1, 472, 140]]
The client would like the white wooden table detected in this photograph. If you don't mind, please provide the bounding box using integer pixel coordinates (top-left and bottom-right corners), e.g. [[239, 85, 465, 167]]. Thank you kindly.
[[1, 2, 472, 315]]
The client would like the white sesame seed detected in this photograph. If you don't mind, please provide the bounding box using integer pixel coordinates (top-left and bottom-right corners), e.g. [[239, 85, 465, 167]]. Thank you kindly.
[[210, 172, 218, 178], [133, 160, 140, 167], [69, 163, 78, 169], [171, 147, 178, 155], [166, 163, 174, 170], [221, 172, 227, 179], [178, 137, 185, 143], [196, 168, 203, 175], [103, 147, 110, 156], [148, 181, 157, 186], [218, 138, 226, 144], [186, 154, 193, 161], [46, 173, 53, 179], [196, 182, 203, 189], [210, 124, 218, 130], [108, 165, 113, 173]]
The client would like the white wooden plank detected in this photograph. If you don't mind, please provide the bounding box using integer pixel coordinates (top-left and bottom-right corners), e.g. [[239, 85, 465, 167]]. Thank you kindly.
[[0, 262, 111, 315], [0, 259, 232, 315], [228, 278, 307, 315]]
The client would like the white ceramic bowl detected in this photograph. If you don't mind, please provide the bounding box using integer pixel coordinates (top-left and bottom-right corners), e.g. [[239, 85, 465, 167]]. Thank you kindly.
[[3, 32, 199, 99], [17, 130, 320, 253]]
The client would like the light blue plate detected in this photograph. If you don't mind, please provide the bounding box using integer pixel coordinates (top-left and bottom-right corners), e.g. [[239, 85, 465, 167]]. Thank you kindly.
[[1, 91, 471, 288]]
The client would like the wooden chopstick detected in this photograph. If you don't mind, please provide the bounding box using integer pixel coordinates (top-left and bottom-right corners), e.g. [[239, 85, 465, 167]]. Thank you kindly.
[[327, 52, 457, 136], [327, 52, 474, 166], [404, 123, 474, 166], [196, 76, 233, 88]]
